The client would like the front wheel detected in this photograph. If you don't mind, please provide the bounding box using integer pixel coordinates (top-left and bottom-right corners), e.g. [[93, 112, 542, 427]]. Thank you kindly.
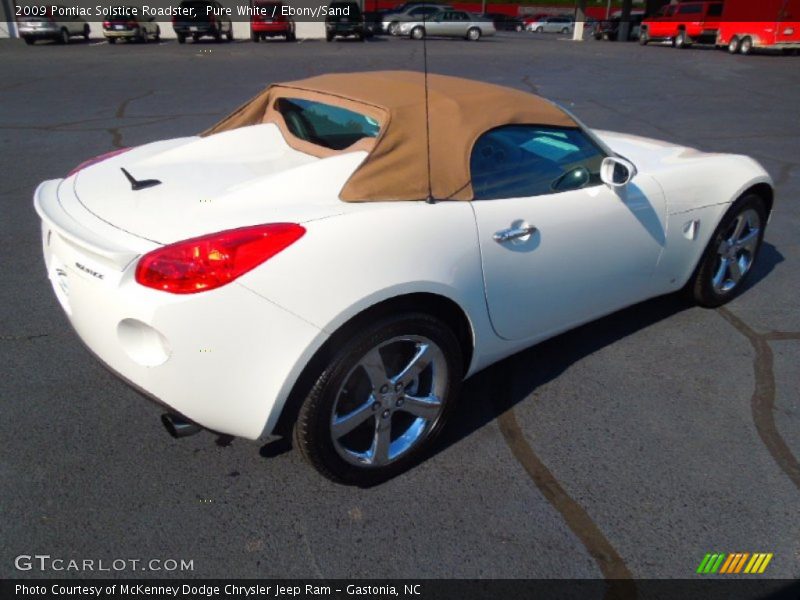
[[689, 194, 767, 308], [728, 36, 741, 54], [467, 27, 481, 41], [410, 25, 424, 40], [388, 21, 400, 36], [535, 26, 543, 33], [294, 313, 463, 485]]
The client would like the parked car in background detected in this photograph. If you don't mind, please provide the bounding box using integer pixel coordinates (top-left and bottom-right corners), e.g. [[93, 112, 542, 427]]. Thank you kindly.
[[326, 1, 367, 41], [483, 12, 524, 32], [250, 0, 296, 41], [103, 9, 160, 43], [526, 15, 574, 34], [521, 12, 549, 27], [716, 0, 800, 55], [17, 6, 90, 45], [172, 0, 234, 43], [594, 11, 644, 41], [640, 1, 723, 48], [382, 4, 451, 35], [400, 10, 495, 40]]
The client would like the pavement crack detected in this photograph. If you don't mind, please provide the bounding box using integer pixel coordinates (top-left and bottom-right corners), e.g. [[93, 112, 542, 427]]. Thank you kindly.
[[718, 307, 800, 492], [1, 334, 49, 342], [492, 370, 635, 597]]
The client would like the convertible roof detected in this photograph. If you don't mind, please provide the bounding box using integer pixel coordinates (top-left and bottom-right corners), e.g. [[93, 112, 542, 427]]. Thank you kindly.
[[202, 71, 577, 202]]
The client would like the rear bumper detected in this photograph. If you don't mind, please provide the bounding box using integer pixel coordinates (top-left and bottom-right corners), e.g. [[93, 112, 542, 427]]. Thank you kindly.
[[252, 22, 292, 34], [18, 26, 60, 38], [35, 179, 326, 440]]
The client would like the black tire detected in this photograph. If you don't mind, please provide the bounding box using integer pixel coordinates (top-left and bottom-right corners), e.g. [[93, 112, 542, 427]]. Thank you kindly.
[[83, 24, 90, 41], [177, 33, 186, 44], [287, 30, 296, 41], [675, 30, 691, 48], [740, 36, 754, 55], [193, 33, 200, 42], [535, 26, 543, 33], [467, 27, 481, 41], [515, 24, 522, 32], [639, 29, 649, 45], [24, 36, 35, 45], [728, 35, 741, 54], [154, 27, 160, 42], [137, 27, 146, 43], [561, 27, 569, 34], [294, 313, 463, 485], [410, 25, 424, 40], [388, 21, 399, 36], [107, 36, 116, 44], [689, 194, 767, 308], [326, 32, 334, 41], [226, 24, 233, 41], [59, 28, 69, 44], [251, 31, 259, 42]]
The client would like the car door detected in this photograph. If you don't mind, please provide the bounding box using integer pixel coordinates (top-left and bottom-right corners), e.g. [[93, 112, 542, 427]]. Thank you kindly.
[[469, 125, 666, 341], [427, 11, 451, 35], [451, 11, 471, 36]]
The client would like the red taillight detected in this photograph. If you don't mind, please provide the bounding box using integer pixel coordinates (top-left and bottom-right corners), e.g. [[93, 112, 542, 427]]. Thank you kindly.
[[67, 147, 131, 177], [135, 224, 306, 294], [103, 20, 111, 27]]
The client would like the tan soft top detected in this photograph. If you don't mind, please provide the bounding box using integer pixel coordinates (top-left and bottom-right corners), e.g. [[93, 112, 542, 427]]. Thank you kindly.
[[202, 71, 577, 202]]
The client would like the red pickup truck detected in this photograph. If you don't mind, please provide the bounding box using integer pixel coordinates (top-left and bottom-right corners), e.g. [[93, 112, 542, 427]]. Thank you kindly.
[[717, 0, 800, 55], [640, 1, 723, 48]]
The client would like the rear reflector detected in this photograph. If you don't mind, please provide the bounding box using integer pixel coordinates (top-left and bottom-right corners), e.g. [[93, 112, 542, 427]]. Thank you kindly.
[[135, 224, 305, 294]]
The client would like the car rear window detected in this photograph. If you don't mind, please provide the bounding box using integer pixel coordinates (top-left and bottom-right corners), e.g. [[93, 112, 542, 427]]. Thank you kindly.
[[275, 98, 380, 151]]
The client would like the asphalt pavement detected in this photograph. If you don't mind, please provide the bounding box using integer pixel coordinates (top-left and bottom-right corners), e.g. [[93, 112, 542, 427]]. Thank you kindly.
[[1, 32, 798, 587]]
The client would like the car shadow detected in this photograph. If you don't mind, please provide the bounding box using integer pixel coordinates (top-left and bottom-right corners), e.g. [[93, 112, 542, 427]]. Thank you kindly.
[[259, 242, 783, 486], [430, 241, 784, 465]]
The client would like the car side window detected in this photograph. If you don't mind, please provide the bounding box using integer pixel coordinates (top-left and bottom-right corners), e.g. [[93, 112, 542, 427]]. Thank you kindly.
[[678, 4, 702, 14], [708, 4, 723, 16], [470, 125, 607, 201]]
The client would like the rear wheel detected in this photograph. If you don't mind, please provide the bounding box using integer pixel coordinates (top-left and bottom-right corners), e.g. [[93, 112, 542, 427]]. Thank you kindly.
[[287, 30, 296, 41], [515, 24, 522, 32], [411, 25, 424, 40], [294, 313, 463, 485], [639, 29, 649, 45], [740, 35, 754, 55], [137, 27, 147, 43], [675, 30, 690, 48], [388, 21, 400, 35], [226, 25, 233, 41], [689, 194, 767, 308], [535, 26, 543, 33], [467, 27, 481, 41], [325, 31, 334, 41], [154, 26, 160, 42], [728, 35, 741, 54], [251, 31, 259, 42], [59, 28, 69, 44], [177, 33, 186, 43], [24, 36, 35, 45], [560, 26, 569, 34], [83, 24, 90, 41], [107, 36, 116, 44]]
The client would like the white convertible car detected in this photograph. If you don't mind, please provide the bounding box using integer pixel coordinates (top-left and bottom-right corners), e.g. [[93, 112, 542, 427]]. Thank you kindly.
[[35, 71, 772, 484]]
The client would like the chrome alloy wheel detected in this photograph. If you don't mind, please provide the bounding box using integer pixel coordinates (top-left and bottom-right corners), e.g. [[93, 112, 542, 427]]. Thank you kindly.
[[711, 208, 761, 294], [330, 335, 447, 467]]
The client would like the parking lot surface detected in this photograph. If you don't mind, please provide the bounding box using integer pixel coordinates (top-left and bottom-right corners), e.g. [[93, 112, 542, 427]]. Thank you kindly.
[[1, 33, 799, 585]]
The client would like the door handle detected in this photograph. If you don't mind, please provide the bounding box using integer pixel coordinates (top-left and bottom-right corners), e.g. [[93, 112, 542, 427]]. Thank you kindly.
[[493, 224, 537, 243]]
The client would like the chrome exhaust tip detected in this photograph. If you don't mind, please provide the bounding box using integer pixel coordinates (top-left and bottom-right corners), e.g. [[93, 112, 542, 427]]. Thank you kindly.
[[161, 413, 202, 438]]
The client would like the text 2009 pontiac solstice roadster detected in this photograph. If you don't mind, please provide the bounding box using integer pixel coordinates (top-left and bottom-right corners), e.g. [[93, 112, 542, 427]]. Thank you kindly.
[[35, 72, 772, 484]]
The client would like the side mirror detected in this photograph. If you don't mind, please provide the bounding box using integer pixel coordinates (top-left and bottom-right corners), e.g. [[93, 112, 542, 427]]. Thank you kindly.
[[601, 156, 637, 187]]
